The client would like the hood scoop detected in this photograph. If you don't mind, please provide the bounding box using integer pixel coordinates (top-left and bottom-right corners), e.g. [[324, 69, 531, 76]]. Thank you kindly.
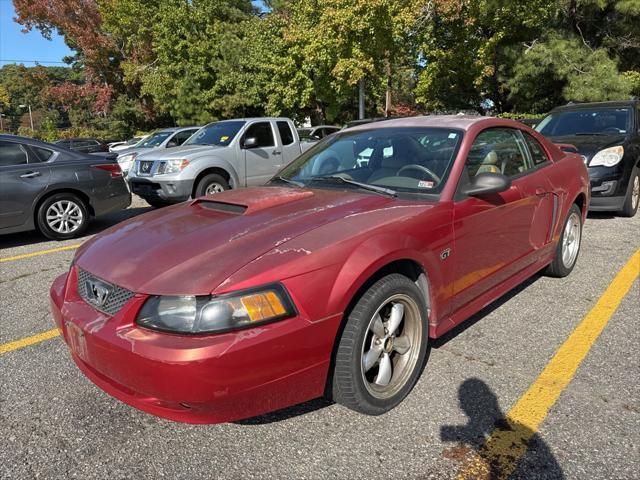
[[192, 187, 314, 215]]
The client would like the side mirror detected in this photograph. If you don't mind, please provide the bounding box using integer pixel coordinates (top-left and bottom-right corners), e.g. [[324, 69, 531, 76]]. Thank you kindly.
[[461, 172, 511, 196], [242, 137, 258, 149]]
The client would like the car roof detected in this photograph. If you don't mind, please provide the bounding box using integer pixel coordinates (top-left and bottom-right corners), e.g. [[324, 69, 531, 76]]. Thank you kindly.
[[551, 100, 638, 112], [156, 126, 200, 133], [344, 115, 497, 132]]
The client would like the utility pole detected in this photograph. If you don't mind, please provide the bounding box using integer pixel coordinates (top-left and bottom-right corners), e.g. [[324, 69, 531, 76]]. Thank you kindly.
[[19, 104, 34, 131], [358, 79, 365, 120]]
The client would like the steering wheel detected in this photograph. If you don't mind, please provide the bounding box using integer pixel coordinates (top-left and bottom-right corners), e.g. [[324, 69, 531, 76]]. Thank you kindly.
[[396, 164, 441, 184], [602, 127, 623, 134]]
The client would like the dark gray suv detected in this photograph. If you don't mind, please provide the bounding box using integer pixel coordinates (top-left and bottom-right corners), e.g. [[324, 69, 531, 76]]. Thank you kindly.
[[0, 135, 131, 240]]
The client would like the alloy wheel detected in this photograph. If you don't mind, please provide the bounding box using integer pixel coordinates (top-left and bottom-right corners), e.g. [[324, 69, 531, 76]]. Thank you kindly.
[[204, 182, 225, 195], [46, 200, 84, 234], [561, 211, 581, 269], [360, 294, 422, 399], [632, 175, 639, 210]]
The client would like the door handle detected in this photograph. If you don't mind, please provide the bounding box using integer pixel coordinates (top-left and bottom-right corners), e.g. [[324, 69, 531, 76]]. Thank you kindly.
[[535, 187, 547, 197], [20, 171, 41, 178], [272, 150, 282, 155]]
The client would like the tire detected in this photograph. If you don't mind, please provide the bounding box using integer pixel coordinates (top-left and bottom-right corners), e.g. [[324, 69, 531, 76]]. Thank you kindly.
[[331, 274, 429, 415], [36, 192, 90, 240], [145, 198, 172, 208], [618, 169, 639, 218], [194, 173, 229, 197], [545, 204, 582, 278]]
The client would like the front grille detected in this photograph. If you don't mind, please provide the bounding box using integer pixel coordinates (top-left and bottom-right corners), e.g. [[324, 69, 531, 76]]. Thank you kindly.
[[138, 160, 155, 175], [77, 269, 135, 316]]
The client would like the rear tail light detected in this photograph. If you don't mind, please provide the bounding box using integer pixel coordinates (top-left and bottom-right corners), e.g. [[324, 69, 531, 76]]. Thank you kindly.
[[92, 163, 123, 178]]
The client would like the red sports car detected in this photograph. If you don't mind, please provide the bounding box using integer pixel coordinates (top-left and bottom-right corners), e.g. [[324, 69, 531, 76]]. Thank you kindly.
[[50, 116, 589, 423]]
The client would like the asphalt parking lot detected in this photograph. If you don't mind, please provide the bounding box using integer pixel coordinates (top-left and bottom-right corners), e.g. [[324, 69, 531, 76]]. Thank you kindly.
[[1, 196, 638, 479]]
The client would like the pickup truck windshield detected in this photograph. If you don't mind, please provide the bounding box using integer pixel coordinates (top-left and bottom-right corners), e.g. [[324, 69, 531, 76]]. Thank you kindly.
[[277, 127, 462, 195], [536, 107, 631, 136], [185, 121, 246, 147]]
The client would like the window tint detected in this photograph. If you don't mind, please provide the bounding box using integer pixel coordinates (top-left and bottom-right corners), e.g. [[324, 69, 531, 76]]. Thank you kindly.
[[466, 128, 530, 177], [30, 146, 54, 162], [523, 132, 549, 165], [536, 108, 631, 136], [0, 141, 29, 166], [325, 127, 340, 135], [277, 121, 295, 145], [245, 122, 275, 147], [171, 130, 195, 146]]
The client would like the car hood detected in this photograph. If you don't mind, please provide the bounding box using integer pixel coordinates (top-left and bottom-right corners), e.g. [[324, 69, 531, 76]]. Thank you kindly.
[[135, 144, 226, 161], [74, 187, 399, 295], [546, 133, 627, 159]]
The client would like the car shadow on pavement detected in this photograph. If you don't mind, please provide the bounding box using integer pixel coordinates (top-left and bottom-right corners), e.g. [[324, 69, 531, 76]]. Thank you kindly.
[[586, 211, 617, 221], [441, 378, 564, 479], [0, 206, 153, 250], [233, 398, 334, 425]]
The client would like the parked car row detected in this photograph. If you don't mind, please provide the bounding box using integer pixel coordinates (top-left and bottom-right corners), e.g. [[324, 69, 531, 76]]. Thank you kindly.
[[1, 99, 638, 242]]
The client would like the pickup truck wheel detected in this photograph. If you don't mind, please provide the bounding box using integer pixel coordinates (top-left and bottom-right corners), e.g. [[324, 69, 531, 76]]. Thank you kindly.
[[195, 174, 229, 197]]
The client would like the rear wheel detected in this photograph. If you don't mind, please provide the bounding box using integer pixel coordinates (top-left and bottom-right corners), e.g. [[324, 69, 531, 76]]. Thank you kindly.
[[331, 274, 428, 415], [545, 204, 582, 278], [618, 170, 639, 218], [37, 193, 89, 240], [195, 173, 229, 197]]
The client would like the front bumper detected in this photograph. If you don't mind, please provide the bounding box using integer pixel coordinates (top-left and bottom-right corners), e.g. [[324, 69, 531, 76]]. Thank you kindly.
[[50, 269, 340, 424], [128, 177, 193, 203], [587, 164, 633, 211]]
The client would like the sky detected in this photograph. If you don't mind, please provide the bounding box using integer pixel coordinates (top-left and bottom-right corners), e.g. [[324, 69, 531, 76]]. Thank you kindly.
[[0, 0, 74, 67], [0, 0, 268, 68]]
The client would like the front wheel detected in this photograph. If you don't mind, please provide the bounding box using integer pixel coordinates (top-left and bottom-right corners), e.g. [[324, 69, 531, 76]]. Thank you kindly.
[[545, 204, 582, 278], [195, 173, 229, 197], [618, 170, 639, 218], [331, 274, 428, 415], [36, 193, 90, 240]]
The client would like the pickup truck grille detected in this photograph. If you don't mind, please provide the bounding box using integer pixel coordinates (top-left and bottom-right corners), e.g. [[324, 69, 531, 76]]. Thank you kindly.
[[138, 160, 155, 175]]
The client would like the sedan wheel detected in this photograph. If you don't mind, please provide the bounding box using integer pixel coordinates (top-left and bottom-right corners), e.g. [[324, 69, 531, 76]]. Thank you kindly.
[[331, 274, 428, 415], [37, 193, 89, 240], [545, 204, 582, 278]]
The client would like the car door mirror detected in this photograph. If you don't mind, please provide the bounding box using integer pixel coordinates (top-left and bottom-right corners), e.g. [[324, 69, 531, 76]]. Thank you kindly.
[[461, 172, 511, 196], [242, 137, 258, 149]]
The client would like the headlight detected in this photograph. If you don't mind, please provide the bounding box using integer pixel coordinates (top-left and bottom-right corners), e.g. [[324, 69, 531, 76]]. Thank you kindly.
[[159, 159, 190, 174], [136, 284, 296, 334], [118, 153, 137, 164], [589, 146, 624, 167]]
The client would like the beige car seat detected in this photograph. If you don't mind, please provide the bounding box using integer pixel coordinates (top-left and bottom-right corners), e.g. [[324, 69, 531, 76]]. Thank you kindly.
[[475, 151, 500, 174]]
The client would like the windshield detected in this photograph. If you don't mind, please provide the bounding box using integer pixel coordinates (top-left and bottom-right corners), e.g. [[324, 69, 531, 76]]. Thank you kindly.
[[298, 129, 312, 139], [276, 127, 462, 195], [536, 107, 631, 136], [137, 132, 172, 148], [185, 121, 246, 146]]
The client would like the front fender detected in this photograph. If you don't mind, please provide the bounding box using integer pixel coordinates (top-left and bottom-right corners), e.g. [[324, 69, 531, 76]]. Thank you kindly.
[[187, 156, 241, 188]]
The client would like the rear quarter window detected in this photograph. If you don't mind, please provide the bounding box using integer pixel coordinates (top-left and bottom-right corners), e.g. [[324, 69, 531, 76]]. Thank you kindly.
[[277, 121, 295, 145], [522, 132, 550, 165]]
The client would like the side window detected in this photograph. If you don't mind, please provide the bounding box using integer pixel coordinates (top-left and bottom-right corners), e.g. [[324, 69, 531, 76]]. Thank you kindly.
[[466, 128, 529, 177], [0, 141, 29, 167], [244, 122, 275, 148], [172, 130, 195, 146], [29, 146, 54, 162], [276, 121, 295, 145], [522, 132, 549, 166]]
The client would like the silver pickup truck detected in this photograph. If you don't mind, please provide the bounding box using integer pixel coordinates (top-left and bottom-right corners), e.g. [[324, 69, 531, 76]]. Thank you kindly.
[[128, 118, 303, 206]]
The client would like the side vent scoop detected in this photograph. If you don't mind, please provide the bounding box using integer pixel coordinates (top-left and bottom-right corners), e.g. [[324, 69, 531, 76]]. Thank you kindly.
[[191, 187, 314, 215], [194, 200, 247, 214]]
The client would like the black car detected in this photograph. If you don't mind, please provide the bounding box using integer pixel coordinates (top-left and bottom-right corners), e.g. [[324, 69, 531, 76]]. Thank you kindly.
[[536, 100, 639, 217], [0, 135, 131, 240], [54, 137, 110, 154]]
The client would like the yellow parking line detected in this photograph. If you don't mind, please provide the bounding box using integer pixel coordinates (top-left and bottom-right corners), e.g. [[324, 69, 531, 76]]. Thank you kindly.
[[457, 249, 640, 479], [0, 328, 61, 356], [0, 244, 80, 263]]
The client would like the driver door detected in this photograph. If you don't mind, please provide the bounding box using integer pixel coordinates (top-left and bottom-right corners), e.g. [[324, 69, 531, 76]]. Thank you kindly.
[[243, 122, 281, 186], [451, 128, 540, 313]]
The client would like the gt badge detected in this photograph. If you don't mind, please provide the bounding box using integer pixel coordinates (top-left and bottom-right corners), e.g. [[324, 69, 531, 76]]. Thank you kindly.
[[440, 248, 451, 260]]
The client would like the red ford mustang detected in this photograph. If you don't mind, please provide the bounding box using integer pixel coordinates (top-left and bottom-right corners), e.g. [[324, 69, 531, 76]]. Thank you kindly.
[[50, 116, 589, 423]]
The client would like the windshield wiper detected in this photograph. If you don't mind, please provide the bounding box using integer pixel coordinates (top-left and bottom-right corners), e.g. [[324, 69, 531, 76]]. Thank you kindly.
[[309, 175, 397, 197], [273, 175, 304, 188]]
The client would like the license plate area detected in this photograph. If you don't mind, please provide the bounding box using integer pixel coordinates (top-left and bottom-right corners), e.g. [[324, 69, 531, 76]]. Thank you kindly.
[[66, 321, 89, 362]]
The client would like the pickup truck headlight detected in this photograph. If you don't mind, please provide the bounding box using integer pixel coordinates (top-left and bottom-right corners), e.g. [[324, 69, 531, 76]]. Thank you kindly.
[[136, 284, 296, 334], [589, 146, 624, 167], [118, 153, 137, 164], [159, 159, 190, 174]]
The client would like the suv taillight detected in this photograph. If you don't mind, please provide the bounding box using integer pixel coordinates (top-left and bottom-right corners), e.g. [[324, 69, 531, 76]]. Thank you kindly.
[[92, 164, 123, 178]]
